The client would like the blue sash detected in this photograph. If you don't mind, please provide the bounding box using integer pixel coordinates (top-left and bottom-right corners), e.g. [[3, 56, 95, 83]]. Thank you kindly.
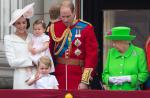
[[57, 21, 88, 57]]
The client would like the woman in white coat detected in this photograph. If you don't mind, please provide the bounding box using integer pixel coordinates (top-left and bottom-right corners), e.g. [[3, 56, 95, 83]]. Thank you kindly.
[[4, 3, 35, 89]]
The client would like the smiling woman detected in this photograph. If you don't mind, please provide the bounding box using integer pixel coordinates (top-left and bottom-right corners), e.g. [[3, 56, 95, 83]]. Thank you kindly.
[[4, 2, 36, 89], [0, 0, 24, 89]]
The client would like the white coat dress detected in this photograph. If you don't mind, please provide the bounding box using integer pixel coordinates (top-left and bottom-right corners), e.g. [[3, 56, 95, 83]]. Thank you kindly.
[[4, 33, 36, 89]]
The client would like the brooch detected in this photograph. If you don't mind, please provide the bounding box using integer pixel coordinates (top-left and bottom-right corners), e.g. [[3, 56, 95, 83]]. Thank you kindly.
[[132, 50, 137, 56]]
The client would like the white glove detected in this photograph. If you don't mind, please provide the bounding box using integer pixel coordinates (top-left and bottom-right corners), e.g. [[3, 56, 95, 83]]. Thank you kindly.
[[119, 76, 131, 82], [109, 76, 124, 85], [109, 77, 116, 83], [109, 75, 131, 85]]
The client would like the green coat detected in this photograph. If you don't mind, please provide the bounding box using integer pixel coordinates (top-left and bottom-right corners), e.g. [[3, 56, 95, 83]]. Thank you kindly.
[[102, 44, 149, 90]]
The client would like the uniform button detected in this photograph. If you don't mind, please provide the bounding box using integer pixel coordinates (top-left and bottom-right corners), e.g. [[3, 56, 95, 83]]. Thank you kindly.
[[120, 72, 122, 74], [120, 64, 123, 66], [122, 57, 124, 59]]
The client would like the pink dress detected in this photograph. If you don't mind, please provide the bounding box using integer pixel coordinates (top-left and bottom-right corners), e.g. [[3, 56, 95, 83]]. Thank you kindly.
[[30, 34, 55, 72]]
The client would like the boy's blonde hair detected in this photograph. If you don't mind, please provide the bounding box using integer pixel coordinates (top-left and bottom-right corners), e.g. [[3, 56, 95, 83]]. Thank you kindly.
[[38, 56, 51, 68]]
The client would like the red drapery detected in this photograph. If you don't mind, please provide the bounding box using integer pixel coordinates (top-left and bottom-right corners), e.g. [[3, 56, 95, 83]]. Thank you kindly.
[[0, 89, 150, 98]]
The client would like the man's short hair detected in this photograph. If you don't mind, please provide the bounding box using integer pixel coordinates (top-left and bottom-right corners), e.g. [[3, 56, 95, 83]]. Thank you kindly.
[[61, 0, 75, 13]]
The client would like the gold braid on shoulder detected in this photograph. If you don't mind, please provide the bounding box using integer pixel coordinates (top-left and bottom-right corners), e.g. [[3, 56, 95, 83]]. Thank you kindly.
[[50, 23, 71, 55]]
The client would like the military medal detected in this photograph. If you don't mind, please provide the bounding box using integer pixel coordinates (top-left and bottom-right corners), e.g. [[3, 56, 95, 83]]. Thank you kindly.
[[75, 26, 82, 38], [74, 48, 81, 56], [75, 29, 81, 37], [74, 38, 81, 47]]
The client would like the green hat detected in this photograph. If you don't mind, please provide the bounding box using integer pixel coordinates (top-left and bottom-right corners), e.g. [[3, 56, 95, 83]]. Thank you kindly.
[[105, 26, 136, 40]]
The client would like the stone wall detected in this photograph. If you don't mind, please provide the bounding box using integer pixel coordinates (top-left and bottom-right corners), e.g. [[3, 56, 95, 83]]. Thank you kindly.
[[0, 64, 13, 89]]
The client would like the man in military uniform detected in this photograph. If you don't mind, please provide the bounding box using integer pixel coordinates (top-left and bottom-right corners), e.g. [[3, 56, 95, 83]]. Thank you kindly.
[[144, 36, 150, 90], [48, 0, 98, 89]]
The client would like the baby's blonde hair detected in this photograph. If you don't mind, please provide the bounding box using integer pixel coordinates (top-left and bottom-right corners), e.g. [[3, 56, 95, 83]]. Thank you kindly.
[[33, 19, 46, 29]]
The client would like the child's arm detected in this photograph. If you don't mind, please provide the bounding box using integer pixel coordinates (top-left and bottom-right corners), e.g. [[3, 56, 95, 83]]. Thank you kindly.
[[36, 41, 49, 53], [25, 75, 36, 86], [28, 40, 37, 55], [25, 72, 41, 86]]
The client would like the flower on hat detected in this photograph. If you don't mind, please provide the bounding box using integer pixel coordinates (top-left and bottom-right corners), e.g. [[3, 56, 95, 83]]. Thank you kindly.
[[23, 2, 35, 19], [107, 31, 112, 35]]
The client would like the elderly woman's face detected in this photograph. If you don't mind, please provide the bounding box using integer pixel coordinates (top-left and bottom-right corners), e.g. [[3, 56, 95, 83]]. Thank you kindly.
[[14, 16, 27, 33], [112, 40, 129, 52]]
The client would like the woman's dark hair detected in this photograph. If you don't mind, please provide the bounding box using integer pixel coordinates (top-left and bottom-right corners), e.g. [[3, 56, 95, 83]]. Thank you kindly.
[[13, 17, 30, 29], [26, 19, 30, 29]]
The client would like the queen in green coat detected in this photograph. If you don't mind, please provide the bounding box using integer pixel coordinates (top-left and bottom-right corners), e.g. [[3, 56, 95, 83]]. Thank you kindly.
[[102, 26, 149, 90]]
